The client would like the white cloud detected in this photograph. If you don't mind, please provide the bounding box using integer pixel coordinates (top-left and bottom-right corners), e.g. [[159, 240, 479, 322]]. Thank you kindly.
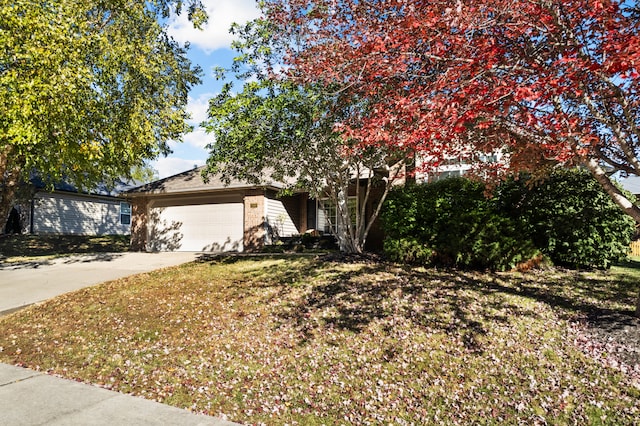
[[173, 93, 215, 150], [187, 93, 214, 124], [183, 127, 211, 150], [167, 0, 260, 52], [152, 157, 206, 179]]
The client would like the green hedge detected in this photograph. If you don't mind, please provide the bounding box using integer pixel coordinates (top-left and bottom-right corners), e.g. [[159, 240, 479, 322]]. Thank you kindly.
[[499, 169, 636, 269], [381, 178, 537, 271], [381, 169, 636, 270]]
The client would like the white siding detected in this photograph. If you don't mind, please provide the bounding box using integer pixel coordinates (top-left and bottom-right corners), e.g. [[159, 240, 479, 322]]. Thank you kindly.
[[148, 195, 244, 252], [265, 197, 299, 244], [32, 193, 130, 235]]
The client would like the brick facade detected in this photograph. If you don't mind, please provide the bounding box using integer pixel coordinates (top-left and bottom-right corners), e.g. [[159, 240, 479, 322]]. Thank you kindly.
[[130, 196, 148, 251], [243, 192, 266, 251]]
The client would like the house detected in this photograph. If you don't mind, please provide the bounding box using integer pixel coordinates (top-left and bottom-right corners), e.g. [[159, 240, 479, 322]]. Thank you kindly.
[[124, 167, 311, 252], [415, 151, 505, 183], [6, 178, 132, 236], [124, 166, 387, 252]]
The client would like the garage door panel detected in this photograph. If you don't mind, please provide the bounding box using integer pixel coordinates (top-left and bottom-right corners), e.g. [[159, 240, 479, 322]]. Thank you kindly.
[[148, 203, 243, 252]]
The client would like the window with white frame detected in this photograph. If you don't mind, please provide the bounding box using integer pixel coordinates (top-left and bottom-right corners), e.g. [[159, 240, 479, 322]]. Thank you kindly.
[[120, 202, 131, 225], [317, 197, 357, 234]]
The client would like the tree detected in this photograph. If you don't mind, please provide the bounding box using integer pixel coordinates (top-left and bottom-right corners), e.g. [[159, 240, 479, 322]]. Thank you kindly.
[[265, 0, 640, 220], [263, 0, 640, 314], [203, 19, 407, 253], [0, 0, 205, 231], [130, 163, 160, 185]]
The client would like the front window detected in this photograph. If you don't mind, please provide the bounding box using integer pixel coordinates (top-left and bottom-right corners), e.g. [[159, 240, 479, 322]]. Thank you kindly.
[[120, 202, 131, 225], [317, 198, 357, 234]]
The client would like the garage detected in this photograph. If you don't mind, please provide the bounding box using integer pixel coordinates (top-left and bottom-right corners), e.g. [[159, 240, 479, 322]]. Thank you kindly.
[[147, 196, 244, 252], [125, 167, 307, 253]]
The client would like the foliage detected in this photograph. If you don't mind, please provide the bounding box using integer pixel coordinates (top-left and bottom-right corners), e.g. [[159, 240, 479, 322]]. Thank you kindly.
[[0, 257, 638, 424], [203, 18, 407, 254], [0, 0, 204, 231], [502, 169, 636, 269], [130, 163, 160, 185], [382, 237, 433, 265], [383, 170, 636, 270], [381, 179, 537, 271], [263, 0, 640, 222]]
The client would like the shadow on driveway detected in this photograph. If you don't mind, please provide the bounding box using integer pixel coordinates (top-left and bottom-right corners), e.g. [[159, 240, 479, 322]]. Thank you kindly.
[[0, 252, 196, 315]]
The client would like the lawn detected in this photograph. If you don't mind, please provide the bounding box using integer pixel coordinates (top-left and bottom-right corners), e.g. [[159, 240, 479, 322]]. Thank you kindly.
[[0, 255, 639, 425], [0, 234, 130, 262]]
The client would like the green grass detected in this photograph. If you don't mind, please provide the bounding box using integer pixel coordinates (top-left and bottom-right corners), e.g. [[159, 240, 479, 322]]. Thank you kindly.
[[0, 256, 638, 424], [0, 234, 130, 262]]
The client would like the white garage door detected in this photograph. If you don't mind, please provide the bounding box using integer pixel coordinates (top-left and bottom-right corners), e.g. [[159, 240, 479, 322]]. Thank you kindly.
[[148, 202, 244, 252]]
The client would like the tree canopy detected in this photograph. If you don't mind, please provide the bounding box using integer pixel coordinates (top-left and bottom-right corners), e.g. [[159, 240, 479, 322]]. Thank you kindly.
[[204, 19, 406, 253], [264, 0, 640, 221], [0, 0, 204, 229]]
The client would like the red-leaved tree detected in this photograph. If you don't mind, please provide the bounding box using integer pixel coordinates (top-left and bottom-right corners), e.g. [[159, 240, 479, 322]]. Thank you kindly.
[[267, 0, 640, 220]]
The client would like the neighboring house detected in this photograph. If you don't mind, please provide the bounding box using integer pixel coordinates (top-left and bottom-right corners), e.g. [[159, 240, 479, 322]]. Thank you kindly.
[[124, 167, 310, 252], [6, 178, 132, 236], [618, 175, 640, 198]]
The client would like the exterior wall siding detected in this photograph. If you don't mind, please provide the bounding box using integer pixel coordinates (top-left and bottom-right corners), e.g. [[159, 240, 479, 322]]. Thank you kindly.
[[32, 192, 130, 236], [265, 197, 300, 244]]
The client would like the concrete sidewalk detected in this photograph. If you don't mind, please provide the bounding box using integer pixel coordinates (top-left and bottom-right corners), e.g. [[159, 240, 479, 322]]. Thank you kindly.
[[0, 363, 239, 425], [0, 252, 198, 315]]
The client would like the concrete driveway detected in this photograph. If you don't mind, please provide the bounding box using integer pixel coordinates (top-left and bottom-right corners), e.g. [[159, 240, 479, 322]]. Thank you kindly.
[[0, 252, 198, 315]]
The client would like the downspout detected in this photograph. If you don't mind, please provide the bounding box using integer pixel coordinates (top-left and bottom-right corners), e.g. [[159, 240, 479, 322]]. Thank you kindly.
[[30, 197, 35, 234]]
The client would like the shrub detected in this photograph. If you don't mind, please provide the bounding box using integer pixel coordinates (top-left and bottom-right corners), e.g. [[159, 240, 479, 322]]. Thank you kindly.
[[504, 169, 636, 269], [383, 238, 433, 264], [382, 169, 635, 270], [381, 178, 537, 270]]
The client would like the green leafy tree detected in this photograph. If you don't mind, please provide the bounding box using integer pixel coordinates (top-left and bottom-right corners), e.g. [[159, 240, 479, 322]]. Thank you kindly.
[[130, 163, 160, 185], [203, 18, 407, 253], [0, 0, 204, 230]]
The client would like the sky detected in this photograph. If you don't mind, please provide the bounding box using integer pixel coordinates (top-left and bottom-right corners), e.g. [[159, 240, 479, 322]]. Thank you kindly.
[[151, 0, 261, 179]]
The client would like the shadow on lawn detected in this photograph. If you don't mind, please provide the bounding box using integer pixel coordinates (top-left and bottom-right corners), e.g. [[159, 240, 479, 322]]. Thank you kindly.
[[489, 266, 639, 321], [0, 252, 124, 270], [263, 256, 640, 352], [266, 259, 520, 353], [0, 258, 54, 270], [0, 235, 130, 258]]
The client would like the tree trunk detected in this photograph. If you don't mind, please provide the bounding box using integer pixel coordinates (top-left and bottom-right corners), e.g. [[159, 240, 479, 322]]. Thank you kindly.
[[636, 292, 640, 318], [0, 147, 22, 234], [584, 157, 640, 222], [335, 185, 362, 254]]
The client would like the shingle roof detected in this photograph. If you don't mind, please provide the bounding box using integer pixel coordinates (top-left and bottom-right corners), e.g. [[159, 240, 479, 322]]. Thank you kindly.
[[618, 175, 640, 195], [30, 175, 135, 197], [124, 166, 286, 196]]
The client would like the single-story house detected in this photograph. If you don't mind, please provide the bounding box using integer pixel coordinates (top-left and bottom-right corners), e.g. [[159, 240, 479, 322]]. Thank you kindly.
[[124, 167, 311, 252], [6, 178, 132, 236], [124, 166, 386, 252]]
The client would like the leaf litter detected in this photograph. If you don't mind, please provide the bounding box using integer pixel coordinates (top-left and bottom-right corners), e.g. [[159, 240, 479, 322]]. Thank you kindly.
[[0, 256, 638, 425]]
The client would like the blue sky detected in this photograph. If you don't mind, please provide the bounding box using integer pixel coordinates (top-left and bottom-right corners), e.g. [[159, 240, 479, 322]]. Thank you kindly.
[[152, 0, 261, 179]]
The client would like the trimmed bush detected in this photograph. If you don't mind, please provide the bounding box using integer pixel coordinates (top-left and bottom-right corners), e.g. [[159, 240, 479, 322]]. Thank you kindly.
[[381, 178, 537, 270], [503, 169, 636, 269], [382, 169, 636, 270]]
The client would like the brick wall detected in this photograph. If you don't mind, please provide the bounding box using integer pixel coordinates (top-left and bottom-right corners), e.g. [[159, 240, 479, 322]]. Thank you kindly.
[[130, 197, 148, 251], [244, 192, 265, 251]]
